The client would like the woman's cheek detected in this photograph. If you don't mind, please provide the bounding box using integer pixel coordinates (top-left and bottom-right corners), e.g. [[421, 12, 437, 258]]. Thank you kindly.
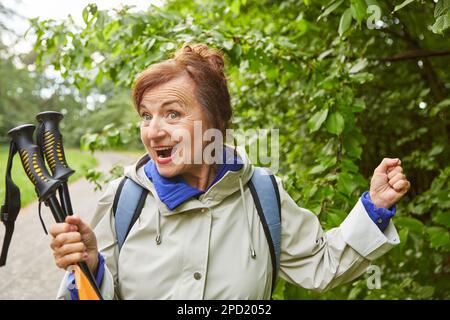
[[140, 129, 151, 151]]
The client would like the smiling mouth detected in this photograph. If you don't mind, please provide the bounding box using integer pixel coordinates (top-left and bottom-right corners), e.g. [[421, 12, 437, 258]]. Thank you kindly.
[[154, 146, 174, 158]]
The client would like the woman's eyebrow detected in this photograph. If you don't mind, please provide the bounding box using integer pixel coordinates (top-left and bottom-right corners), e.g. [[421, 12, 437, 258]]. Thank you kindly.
[[162, 99, 186, 109], [139, 99, 185, 112]]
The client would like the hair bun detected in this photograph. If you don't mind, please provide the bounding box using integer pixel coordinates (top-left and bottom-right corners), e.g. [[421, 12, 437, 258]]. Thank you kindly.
[[174, 43, 225, 75]]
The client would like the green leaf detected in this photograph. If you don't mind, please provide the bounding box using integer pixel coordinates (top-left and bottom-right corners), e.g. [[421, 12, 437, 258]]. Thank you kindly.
[[223, 39, 234, 50], [82, 7, 89, 24], [318, 0, 344, 21], [326, 111, 345, 135], [350, 0, 367, 25], [431, 12, 450, 34], [436, 98, 450, 108], [429, 145, 444, 156], [309, 164, 327, 174], [230, 0, 241, 15], [433, 212, 450, 228], [352, 98, 366, 112], [434, 0, 450, 18], [80, 133, 99, 152], [328, 212, 345, 226], [427, 227, 450, 250], [230, 44, 243, 63], [341, 159, 360, 173], [349, 72, 374, 83], [349, 58, 368, 74], [395, 217, 424, 233], [339, 8, 353, 36], [307, 108, 329, 133], [393, 0, 416, 12], [399, 228, 409, 247], [343, 135, 362, 158], [337, 172, 358, 194]]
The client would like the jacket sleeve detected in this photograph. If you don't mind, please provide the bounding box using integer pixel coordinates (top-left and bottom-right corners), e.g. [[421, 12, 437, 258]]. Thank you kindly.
[[56, 178, 122, 300], [277, 177, 400, 292]]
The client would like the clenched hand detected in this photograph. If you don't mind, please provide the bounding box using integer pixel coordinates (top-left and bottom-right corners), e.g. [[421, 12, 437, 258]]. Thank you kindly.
[[370, 158, 411, 209], [49, 215, 99, 275]]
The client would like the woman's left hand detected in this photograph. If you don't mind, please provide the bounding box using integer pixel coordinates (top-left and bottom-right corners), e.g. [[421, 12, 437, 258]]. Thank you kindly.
[[369, 158, 411, 209]]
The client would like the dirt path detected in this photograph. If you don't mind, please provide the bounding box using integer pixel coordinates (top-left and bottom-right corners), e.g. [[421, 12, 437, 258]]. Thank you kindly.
[[0, 151, 140, 299]]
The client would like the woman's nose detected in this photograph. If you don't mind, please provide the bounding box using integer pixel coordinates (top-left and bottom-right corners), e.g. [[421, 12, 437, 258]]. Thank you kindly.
[[145, 119, 166, 140]]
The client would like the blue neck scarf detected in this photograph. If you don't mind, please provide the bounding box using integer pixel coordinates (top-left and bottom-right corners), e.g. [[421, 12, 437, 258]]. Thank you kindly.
[[143, 147, 243, 210]]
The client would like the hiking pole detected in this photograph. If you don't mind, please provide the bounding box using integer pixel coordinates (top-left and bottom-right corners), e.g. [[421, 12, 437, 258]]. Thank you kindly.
[[36, 111, 74, 216], [35, 112, 103, 300], [6, 124, 102, 300]]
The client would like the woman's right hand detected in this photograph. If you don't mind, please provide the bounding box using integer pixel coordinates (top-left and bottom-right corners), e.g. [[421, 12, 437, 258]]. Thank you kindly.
[[49, 215, 99, 275]]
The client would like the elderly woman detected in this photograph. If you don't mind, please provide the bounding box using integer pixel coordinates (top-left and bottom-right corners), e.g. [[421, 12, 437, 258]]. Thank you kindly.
[[51, 44, 410, 300]]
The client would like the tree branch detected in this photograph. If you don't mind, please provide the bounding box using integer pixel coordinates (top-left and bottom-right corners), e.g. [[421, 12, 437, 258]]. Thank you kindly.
[[380, 49, 450, 61]]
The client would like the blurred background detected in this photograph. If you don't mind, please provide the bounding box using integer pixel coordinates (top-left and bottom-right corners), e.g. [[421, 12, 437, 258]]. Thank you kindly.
[[0, 0, 449, 299]]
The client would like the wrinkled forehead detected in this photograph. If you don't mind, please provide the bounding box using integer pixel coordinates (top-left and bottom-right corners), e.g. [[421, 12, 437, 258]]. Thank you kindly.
[[140, 74, 198, 107]]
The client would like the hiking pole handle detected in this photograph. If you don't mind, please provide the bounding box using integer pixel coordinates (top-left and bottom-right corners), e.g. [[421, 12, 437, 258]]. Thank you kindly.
[[7, 124, 65, 222], [36, 111, 74, 216], [36, 111, 74, 181]]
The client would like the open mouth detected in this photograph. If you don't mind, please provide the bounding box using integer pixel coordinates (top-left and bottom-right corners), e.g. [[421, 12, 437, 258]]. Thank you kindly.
[[154, 146, 174, 159]]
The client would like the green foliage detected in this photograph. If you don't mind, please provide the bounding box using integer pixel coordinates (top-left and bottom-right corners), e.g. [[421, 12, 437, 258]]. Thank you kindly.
[[28, 0, 450, 299], [0, 55, 94, 147], [432, 0, 450, 34]]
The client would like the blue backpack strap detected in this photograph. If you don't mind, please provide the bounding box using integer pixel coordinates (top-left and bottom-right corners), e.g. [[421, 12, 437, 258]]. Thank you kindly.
[[248, 167, 281, 296], [113, 177, 148, 251]]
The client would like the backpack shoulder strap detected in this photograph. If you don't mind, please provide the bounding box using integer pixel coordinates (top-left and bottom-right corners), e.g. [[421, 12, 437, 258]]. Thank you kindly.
[[113, 177, 148, 251], [247, 167, 281, 295]]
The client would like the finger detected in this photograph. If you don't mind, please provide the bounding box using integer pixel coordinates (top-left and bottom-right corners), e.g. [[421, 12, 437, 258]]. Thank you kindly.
[[65, 215, 91, 235], [55, 252, 88, 270], [387, 166, 403, 179], [374, 158, 400, 174], [387, 160, 402, 174], [400, 180, 411, 194], [393, 179, 408, 192], [48, 223, 78, 238], [53, 232, 82, 249], [55, 242, 86, 258], [388, 173, 406, 187]]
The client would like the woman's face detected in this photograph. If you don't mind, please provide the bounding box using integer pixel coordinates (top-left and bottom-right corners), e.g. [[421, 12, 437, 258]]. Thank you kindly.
[[139, 74, 211, 179]]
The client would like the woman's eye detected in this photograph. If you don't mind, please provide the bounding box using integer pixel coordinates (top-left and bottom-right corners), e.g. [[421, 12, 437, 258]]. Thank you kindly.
[[142, 113, 152, 121], [168, 111, 179, 120]]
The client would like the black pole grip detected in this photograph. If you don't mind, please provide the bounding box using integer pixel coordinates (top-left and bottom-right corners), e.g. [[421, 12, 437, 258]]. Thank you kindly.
[[7, 124, 62, 202], [46, 194, 66, 223], [36, 111, 74, 181]]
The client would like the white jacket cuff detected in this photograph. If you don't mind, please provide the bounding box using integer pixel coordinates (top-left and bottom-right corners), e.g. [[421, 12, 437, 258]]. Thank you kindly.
[[56, 265, 115, 300], [340, 199, 400, 260]]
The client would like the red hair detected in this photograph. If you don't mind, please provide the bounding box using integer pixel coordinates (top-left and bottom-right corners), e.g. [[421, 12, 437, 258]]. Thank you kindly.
[[132, 43, 232, 135]]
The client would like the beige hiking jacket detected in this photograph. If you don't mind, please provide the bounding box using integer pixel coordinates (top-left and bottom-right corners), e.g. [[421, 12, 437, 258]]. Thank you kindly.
[[57, 146, 400, 299]]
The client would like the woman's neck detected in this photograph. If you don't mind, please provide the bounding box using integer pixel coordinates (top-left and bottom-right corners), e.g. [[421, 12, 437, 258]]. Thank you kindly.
[[182, 164, 219, 191]]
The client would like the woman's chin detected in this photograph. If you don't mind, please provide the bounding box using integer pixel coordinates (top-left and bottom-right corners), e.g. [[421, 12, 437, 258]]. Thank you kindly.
[[155, 164, 179, 178]]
